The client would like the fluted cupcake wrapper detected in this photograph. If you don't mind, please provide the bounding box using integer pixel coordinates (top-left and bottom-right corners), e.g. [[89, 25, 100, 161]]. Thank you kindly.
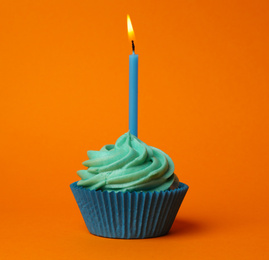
[[70, 181, 188, 239]]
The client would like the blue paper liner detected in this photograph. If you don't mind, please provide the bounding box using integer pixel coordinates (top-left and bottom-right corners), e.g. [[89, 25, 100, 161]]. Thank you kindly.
[[70, 181, 188, 239]]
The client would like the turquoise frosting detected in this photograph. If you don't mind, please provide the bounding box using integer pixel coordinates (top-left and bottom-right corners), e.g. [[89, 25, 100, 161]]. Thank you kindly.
[[77, 132, 175, 192]]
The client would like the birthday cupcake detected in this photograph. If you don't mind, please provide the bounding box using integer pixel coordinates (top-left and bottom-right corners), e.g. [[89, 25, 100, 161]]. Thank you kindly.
[[70, 132, 188, 239]]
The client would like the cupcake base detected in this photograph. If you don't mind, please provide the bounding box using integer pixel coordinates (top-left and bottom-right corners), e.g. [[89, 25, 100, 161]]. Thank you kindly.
[[70, 181, 188, 239]]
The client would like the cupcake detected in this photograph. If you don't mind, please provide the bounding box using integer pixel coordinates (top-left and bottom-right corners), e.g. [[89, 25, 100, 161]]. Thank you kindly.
[[70, 132, 188, 239]]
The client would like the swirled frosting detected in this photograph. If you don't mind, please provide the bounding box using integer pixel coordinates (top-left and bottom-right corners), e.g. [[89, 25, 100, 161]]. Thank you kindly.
[[77, 132, 175, 192]]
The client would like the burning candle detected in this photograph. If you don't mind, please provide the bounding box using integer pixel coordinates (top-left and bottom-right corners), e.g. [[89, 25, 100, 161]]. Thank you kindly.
[[127, 15, 138, 137]]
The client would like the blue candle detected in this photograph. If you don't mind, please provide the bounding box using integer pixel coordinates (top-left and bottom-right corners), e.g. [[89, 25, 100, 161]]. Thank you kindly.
[[127, 15, 138, 137], [129, 50, 138, 136]]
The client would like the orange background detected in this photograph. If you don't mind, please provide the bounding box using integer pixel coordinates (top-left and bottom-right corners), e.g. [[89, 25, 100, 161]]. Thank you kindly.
[[0, 0, 268, 259]]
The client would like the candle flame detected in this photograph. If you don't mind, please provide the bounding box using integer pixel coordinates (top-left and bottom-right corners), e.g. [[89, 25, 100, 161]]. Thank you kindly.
[[127, 15, 135, 41]]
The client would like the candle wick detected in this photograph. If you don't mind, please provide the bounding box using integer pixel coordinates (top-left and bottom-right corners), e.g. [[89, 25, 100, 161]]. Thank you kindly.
[[132, 40, 135, 52]]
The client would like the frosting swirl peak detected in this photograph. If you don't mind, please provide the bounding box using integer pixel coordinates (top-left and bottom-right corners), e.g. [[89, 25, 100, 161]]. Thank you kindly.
[[77, 132, 175, 192]]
